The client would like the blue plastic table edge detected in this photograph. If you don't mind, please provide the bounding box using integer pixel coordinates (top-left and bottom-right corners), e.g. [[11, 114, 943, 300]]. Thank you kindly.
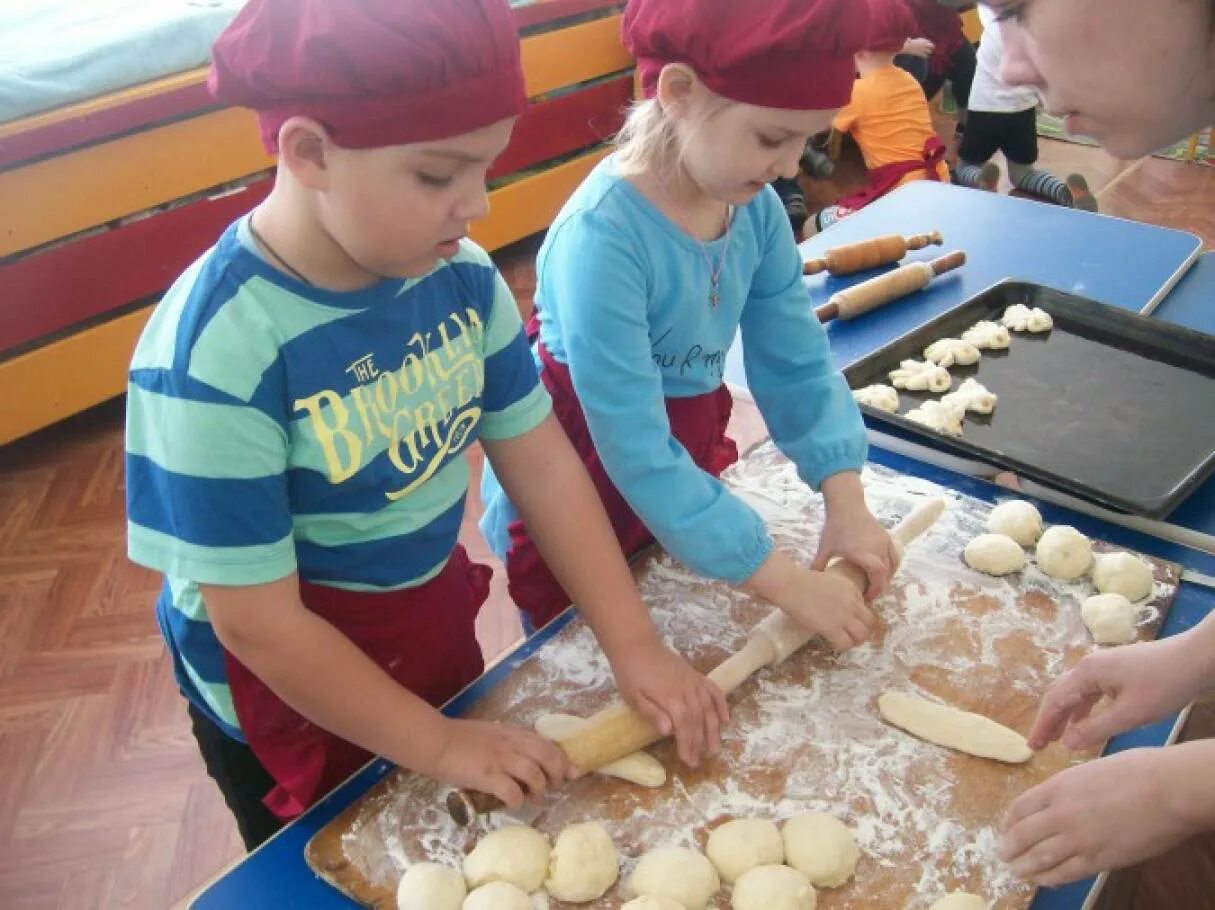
[[191, 446, 1215, 910]]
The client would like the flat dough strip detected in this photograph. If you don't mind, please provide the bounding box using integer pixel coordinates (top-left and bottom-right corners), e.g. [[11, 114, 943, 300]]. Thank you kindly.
[[877, 691, 1033, 763]]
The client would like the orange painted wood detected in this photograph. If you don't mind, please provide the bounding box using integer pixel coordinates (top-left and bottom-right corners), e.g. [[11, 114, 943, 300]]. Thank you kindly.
[[0, 108, 272, 258]]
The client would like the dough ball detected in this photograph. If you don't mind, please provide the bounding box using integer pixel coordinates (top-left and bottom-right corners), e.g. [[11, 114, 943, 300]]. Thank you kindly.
[[622, 897, 686, 910], [942, 377, 997, 415], [888, 358, 952, 392], [964, 533, 1027, 576], [1001, 303, 1053, 333], [929, 893, 988, 910], [464, 824, 550, 893], [986, 500, 1043, 547], [397, 862, 466, 910], [731, 864, 817, 910], [626, 845, 720, 909], [781, 812, 860, 888], [1036, 525, 1093, 580], [1091, 552, 1154, 601], [705, 818, 784, 884], [1082, 593, 1138, 645], [462, 881, 532, 910], [545, 821, 618, 902]]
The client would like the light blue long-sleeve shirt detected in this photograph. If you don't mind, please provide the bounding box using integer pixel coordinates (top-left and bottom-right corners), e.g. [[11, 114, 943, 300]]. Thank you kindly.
[[480, 156, 866, 584]]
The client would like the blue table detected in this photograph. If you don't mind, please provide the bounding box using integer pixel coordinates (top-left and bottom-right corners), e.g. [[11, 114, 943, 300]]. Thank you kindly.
[[724, 181, 1213, 538], [192, 447, 1215, 910], [1152, 250, 1215, 331]]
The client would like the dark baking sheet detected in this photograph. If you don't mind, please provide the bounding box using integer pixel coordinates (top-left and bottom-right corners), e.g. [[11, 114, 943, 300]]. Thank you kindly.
[[845, 280, 1215, 516]]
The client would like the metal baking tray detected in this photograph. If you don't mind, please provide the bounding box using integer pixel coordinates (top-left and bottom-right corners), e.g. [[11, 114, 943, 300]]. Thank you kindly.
[[845, 280, 1215, 516]]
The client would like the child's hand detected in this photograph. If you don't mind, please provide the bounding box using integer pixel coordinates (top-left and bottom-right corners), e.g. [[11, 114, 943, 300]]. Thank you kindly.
[[745, 550, 878, 651], [609, 636, 729, 768], [903, 37, 935, 58], [424, 718, 577, 809], [814, 475, 899, 601]]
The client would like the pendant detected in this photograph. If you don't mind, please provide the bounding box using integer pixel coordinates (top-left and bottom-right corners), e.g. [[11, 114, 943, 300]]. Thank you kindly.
[[709, 279, 720, 309]]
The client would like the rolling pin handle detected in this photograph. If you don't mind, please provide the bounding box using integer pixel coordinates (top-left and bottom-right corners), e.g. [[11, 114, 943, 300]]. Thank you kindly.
[[931, 250, 967, 275], [447, 788, 504, 826]]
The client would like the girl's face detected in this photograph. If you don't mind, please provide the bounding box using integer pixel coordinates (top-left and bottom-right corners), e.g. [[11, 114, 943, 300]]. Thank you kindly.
[[669, 77, 834, 206], [987, 0, 1215, 158]]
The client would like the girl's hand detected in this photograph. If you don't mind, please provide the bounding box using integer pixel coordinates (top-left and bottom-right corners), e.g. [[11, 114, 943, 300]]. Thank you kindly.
[[815, 473, 899, 601], [610, 636, 729, 768]]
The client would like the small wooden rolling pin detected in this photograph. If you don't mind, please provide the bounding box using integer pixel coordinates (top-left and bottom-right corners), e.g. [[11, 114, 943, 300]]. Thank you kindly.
[[803, 230, 944, 276], [446, 496, 947, 825], [814, 250, 966, 323]]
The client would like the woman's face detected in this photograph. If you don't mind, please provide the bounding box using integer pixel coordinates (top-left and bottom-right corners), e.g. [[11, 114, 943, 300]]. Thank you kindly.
[[987, 0, 1215, 158]]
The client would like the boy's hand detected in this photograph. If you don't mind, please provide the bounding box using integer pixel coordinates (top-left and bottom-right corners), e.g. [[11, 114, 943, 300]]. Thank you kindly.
[[423, 718, 577, 809], [609, 636, 729, 768], [815, 473, 899, 601], [745, 550, 878, 651], [903, 37, 936, 58]]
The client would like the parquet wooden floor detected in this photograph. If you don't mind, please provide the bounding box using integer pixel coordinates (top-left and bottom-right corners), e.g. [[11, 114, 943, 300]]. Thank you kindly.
[[1, 144, 1212, 909]]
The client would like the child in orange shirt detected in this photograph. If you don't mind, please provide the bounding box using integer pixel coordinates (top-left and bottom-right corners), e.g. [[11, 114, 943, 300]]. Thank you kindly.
[[816, 0, 949, 230]]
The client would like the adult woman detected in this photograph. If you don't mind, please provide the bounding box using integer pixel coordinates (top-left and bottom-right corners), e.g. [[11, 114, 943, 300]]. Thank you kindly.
[[991, 0, 1215, 887]]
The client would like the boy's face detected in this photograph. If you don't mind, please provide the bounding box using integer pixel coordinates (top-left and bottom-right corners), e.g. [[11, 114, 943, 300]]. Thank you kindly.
[[987, 0, 1215, 158], [680, 94, 835, 208], [318, 117, 517, 279]]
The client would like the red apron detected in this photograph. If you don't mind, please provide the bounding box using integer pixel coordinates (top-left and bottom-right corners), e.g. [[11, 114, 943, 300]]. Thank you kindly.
[[906, 0, 966, 76], [505, 331, 738, 629], [836, 135, 946, 212], [224, 545, 491, 819]]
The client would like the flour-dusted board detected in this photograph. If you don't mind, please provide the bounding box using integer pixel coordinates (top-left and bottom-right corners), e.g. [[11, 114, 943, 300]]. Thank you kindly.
[[307, 443, 1180, 909]]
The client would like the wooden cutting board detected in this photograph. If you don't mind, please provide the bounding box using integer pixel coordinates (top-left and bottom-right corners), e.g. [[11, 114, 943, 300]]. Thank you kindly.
[[306, 443, 1180, 909]]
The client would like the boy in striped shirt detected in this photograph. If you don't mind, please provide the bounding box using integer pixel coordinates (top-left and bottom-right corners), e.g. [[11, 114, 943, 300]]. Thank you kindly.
[[125, 0, 726, 848]]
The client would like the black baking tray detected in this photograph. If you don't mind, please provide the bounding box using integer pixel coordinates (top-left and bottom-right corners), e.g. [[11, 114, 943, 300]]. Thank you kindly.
[[845, 280, 1215, 517]]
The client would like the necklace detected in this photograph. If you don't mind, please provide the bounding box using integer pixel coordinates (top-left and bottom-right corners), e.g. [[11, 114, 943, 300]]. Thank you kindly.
[[248, 215, 313, 286], [655, 181, 734, 309]]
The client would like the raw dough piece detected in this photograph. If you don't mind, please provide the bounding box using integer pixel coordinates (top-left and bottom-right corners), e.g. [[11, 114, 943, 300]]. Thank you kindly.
[[732, 864, 817, 910], [889, 358, 952, 392], [781, 812, 859, 888], [877, 691, 1033, 763], [1082, 593, 1138, 645], [464, 825, 550, 893], [1036, 525, 1093, 580], [852, 383, 900, 413], [463, 881, 532, 910], [905, 400, 965, 436], [397, 862, 466, 910], [545, 821, 618, 902], [1001, 303, 1053, 333], [705, 818, 784, 884], [987, 500, 1043, 547], [942, 377, 997, 415], [536, 714, 666, 787], [1091, 552, 1154, 601], [623, 898, 685, 910], [963, 533, 1027, 575], [924, 337, 981, 367], [929, 893, 988, 910], [962, 320, 1011, 350], [626, 846, 720, 910]]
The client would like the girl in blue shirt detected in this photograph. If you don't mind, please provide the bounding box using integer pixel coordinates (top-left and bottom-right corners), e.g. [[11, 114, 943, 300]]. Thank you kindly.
[[482, 0, 899, 644]]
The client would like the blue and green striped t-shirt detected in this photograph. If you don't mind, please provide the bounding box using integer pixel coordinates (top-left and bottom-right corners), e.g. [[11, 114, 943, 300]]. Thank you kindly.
[[125, 218, 551, 739]]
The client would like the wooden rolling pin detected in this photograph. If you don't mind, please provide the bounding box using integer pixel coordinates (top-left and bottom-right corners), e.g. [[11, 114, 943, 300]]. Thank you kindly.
[[803, 230, 943, 276], [446, 496, 947, 825], [814, 250, 966, 323]]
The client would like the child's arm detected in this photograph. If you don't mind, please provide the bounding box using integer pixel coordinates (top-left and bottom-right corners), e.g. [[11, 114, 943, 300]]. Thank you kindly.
[[202, 575, 573, 807], [738, 191, 897, 600], [483, 417, 729, 767]]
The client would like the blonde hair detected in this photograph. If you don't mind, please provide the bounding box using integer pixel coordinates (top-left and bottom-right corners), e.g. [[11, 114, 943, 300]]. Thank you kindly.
[[613, 84, 731, 179]]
